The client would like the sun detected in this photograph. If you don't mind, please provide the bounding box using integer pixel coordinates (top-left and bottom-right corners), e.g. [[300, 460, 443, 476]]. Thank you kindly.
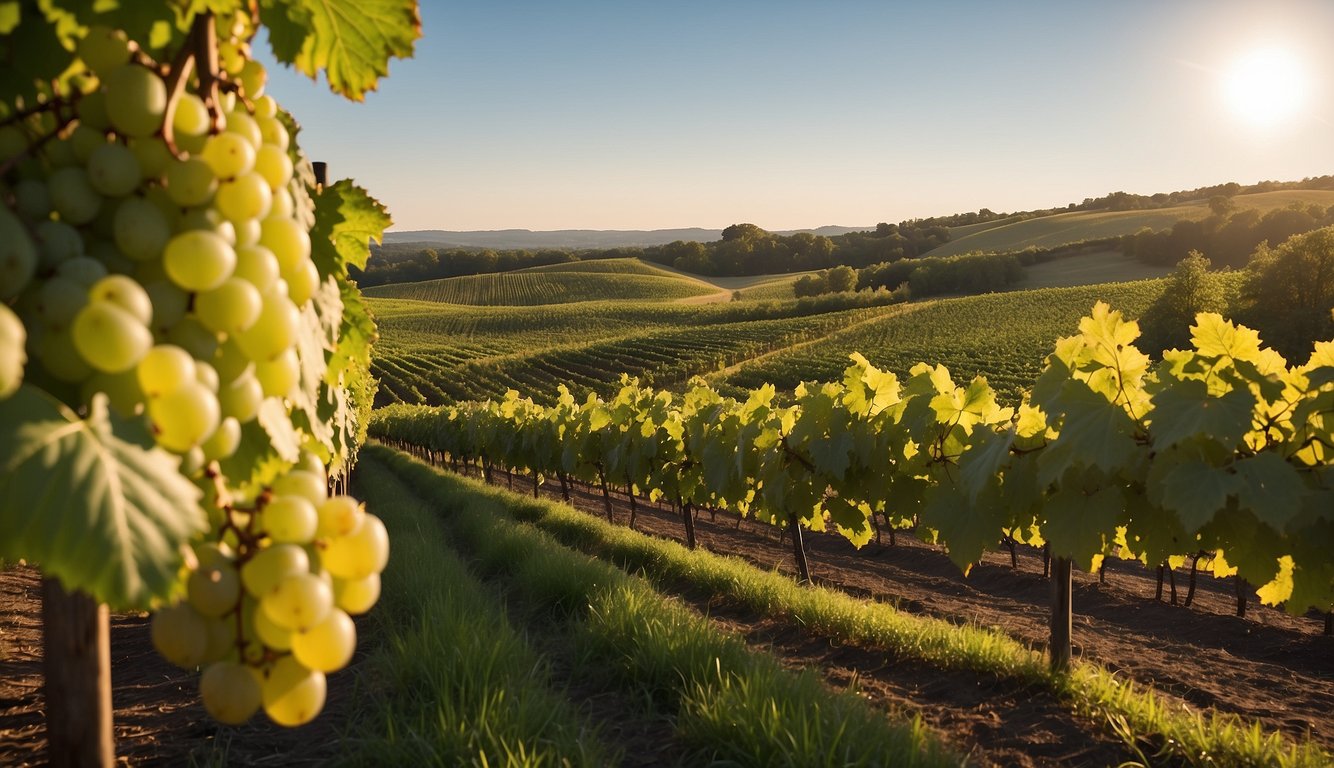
[[1221, 47, 1309, 128]]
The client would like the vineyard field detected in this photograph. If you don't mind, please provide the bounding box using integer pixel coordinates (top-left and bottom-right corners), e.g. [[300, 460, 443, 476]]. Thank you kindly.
[[363, 265, 719, 305]]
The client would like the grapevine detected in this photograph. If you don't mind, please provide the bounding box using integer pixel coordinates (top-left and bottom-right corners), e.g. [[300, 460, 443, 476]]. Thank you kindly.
[[0, 0, 417, 752]]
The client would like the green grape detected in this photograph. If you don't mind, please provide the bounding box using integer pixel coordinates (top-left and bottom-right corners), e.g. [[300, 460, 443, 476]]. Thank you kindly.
[[255, 348, 299, 398], [77, 90, 110, 131], [194, 541, 235, 571], [0, 125, 26, 158], [332, 573, 379, 615], [194, 360, 219, 392], [129, 137, 171, 179], [273, 470, 327, 507], [261, 572, 331, 632], [151, 603, 208, 669], [239, 60, 268, 100], [166, 316, 219, 361], [315, 495, 363, 539], [14, 179, 52, 219], [48, 166, 102, 225], [225, 111, 263, 149], [172, 92, 211, 138], [201, 414, 240, 460], [241, 543, 309, 597], [290, 608, 354, 672], [88, 275, 152, 325], [212, 340, 252, 382], [233, 244, 281, 290], [72, 301, 151, 373], [195, 277, 262, 335], [235, 292, 298, 361], [253, 145, 293, 192], [144, 279, 189, 331], [200, 661, 262, 725], [233, 217, 261, 247], [40, 130, 78, 167], [104, 64, 167, 138], [253, 601, 293, 650], [258, 217, 310, 272], [201, 132, 256, 179], [35, 220, 84, 270], [56, 256, 109, 288], [163, 230, 236, 292], [0, 207, 38, 300], [146, 379, 219, 452], [218, 372, 263, 422], [68, 124, 107, 164], [257, 116, 289, 151], [86, 142, 141, 197], [261, 655, 326, 727], [113, 196, 171, 261], [187, 558, 241, 618], [77, 26, 131, 75], [0, 304, 26, 398], [295, 451, 325, 476], [36, 277, 89, 328], [254, 95, 278, 120], [164, 157, 218, 207], [321, 514, 389, 580], [269, 188, 295, 219], [285, 259, 320, 307], [217, 40, 245, 75], [200, 614, 235, 664], [261, 495, 318, 544], [88, 241, 133, 276], [35, 329, 92, 382], [216, 172, 272, 223]]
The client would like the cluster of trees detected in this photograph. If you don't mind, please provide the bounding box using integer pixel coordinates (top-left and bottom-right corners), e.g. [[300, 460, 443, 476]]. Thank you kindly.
[[639, 221, 950, 276], [1124, 202, 1334, 268], [1137, 227, 1334, 361], [354, 245, 597, 287], [855, 251, 1023, 298], [792, 266, 858, 297]]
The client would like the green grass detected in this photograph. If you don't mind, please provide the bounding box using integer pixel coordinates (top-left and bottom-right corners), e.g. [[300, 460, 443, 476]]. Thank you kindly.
[[363, 269, 719, 306], [362, 445, 958, 767], [717, 280, 1166, 404], [371, 446, 1334, 768], [320, 458, 611, 766], [1014, 251, 1175, 290], [932, 190, 1334, 257]]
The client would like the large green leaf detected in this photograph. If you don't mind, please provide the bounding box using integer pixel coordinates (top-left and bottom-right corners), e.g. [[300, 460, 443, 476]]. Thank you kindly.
[[312, 179, 392, 276], [0, 387, 206, 609], [260, 0, 420, 101]]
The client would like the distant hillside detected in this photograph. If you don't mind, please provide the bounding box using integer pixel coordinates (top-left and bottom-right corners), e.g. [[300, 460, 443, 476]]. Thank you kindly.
[[929, 189, 1334, 257], [383, 225, 869, 250]]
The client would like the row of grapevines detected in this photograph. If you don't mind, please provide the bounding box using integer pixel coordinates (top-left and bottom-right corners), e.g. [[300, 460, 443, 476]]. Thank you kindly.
[[371, 303, 1334, 616]]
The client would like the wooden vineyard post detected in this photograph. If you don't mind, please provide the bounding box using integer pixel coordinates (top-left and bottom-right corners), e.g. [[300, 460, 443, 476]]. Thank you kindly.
[[42, 577, 114, 768], [786, 509, 812, 585], [680, 500, 697, 550], [1049, 556, 1072, 672]]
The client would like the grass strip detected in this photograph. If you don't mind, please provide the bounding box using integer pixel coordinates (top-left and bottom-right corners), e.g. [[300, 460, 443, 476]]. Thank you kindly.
[[374, 445, 1332, 768], [338, 458, 609, 766], [362, 445, 958, 768]]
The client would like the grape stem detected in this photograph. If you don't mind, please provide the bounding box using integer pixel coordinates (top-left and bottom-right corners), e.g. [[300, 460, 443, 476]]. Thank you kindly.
[[0, 92, 77, 130], [0, 109, 77, 179]]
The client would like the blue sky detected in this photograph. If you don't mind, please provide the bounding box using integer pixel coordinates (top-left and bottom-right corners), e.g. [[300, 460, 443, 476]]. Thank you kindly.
[[261, 1, 1334, 233]]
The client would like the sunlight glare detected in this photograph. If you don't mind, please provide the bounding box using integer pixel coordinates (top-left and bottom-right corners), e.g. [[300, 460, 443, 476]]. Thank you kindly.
[[1222, 47, 1308, 128]]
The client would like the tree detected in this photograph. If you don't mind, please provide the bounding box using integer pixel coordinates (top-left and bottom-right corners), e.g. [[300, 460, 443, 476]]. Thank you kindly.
[[1236, 227, 1334, 359], [0, 2, 416, 763], [826, 265, 857, 293], [1208, 194, 1235, 217], [1137, 252, 1227, 355]]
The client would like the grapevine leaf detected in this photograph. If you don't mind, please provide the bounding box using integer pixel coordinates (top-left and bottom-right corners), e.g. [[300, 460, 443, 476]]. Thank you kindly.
[[0, 3, 19, 34], [1232, 453, 1306, 532], [826, 496, 872, 548], [958, 426, 1013, 503], [1042, 485, 1123, 572], [1158, 458, 1235, 531], [922, 481, 1005, 575], [0, 387, 205, 609], [1191, 313, 1262, 363], [259, 0, 420, 100], [1254, 555, 1294, 607], [1036, 379, 1139, 485], [1148, 377, 1256, 451], [312, 179, 391, 275]]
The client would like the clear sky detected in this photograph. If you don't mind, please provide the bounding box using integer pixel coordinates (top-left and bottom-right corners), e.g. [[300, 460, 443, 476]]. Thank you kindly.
[[259, 0, 1334, 233]]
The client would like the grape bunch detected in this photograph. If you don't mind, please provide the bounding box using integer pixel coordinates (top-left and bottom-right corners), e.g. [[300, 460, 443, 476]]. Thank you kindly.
[[0, 17, 385, 727]]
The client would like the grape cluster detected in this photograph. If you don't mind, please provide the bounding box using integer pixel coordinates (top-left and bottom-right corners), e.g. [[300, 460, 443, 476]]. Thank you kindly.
[[0, 20, 385, 727], [153, 458, 388, 725]]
